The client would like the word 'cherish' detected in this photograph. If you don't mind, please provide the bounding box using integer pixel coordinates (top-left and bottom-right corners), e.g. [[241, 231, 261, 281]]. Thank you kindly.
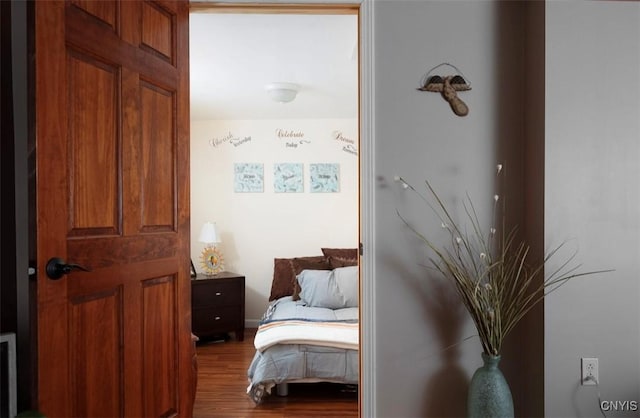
[[209, 132, 252, 148]]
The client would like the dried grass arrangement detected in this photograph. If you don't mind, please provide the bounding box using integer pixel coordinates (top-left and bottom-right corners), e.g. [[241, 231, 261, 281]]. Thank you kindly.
[[396, 164, 612, 356]]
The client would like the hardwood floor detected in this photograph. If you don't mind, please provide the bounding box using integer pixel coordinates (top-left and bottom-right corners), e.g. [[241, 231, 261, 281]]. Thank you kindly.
[[193, 329, 359, 418]]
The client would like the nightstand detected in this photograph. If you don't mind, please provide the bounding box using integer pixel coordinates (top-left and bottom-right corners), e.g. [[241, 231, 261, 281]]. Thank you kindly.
[[191, 272, 245, 341]]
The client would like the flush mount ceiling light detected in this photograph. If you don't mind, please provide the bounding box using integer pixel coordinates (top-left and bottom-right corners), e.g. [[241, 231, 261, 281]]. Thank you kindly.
[[265, 82, 299, 103]]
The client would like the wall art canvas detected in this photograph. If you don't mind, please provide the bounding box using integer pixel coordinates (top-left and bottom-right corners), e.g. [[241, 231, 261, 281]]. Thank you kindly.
[[234, 163, 264, 192], [274, 163, 303, 193], [310, 163, 340, 193]]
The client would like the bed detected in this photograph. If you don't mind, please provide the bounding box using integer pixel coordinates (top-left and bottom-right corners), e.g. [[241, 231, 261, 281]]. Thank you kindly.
[[247, 248, 359, 404]]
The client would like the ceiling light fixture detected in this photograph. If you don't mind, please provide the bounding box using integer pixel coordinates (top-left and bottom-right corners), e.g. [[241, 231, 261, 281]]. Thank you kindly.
[[265, 82, 299, 103]]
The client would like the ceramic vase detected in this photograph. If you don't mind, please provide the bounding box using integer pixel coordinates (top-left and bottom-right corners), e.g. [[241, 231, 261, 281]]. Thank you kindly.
[[467, 353, 514, 418]]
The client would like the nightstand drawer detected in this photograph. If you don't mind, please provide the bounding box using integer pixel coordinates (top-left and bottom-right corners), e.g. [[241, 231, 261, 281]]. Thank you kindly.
[[192, 280, 242, 308], [192, 306, 241, 335]]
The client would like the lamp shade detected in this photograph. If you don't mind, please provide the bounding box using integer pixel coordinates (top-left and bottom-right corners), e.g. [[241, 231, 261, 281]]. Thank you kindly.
[[199, 222, 220, 244], [265, 82, 299, 103]]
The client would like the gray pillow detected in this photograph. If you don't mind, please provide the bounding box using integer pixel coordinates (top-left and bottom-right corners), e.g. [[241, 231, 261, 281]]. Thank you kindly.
[[297, 267, 359, 309], [333, 266, 359, 308], [297, 269, 343, 309]]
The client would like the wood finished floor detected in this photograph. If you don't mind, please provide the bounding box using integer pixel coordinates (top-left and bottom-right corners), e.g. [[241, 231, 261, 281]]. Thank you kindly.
[[193, 329, 358, 418]]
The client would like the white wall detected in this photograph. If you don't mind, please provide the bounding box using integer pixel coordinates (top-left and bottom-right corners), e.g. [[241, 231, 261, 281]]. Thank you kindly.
[[371, 1, 640, 415], [545, 2, 640, 417], [372, 1, 533, 416], [191, 118, 359, 321]]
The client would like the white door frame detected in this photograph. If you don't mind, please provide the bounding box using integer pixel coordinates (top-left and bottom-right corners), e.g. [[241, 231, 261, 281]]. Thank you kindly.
[[356, 1, 376, 417], [188, 1, 376, 416]]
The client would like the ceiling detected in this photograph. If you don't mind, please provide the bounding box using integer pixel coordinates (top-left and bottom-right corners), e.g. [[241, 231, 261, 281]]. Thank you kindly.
[[189, 12, 359, 121]]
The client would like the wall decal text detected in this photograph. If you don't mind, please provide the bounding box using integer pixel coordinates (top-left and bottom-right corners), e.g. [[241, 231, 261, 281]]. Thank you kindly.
[[277, 129, 310, 148], [276, 129, 305, 139], [332, 130, 355, 145], [210, 131, 252, 148], [342, 144, 358, 156]]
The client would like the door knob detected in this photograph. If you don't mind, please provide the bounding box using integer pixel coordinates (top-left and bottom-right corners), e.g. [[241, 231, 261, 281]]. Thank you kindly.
[[46, 257, 91, 280]]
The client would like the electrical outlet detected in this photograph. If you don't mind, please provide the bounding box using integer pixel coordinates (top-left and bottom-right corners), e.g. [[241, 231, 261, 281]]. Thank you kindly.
[[581, 357, 599, 386]]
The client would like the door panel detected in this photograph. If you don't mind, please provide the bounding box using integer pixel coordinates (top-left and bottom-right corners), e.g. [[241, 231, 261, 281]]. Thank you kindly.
[[67, 50, 120, 235], [69, 289, 123, 418], [141, 1, 175, 62], [142, 275, 177, 417], [35, 1, 191, 416], [140, 81, 175, 231]]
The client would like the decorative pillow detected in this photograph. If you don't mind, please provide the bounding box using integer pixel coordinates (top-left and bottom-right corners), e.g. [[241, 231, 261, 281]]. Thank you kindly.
[[269, 256, 329, 301], [321, 247, 358, 262], [269, 258, 297, 301], [328, 255, 358, 269], [290, 256, 332, 300], [297, 266, 359, 309], [333, 265, 359, 308], [297, 269, 344, 309]]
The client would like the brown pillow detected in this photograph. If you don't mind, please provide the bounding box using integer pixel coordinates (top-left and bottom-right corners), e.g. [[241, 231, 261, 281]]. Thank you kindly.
[[322, 248, 358, 263], [269, 258, 297, 301], [328, 255, 358, 269], [269, 256, 330, 301], [290, 256, 332, 300]]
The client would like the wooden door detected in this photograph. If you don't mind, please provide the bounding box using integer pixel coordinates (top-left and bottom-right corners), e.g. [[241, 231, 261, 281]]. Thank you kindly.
[[35, 1, 192, 416]]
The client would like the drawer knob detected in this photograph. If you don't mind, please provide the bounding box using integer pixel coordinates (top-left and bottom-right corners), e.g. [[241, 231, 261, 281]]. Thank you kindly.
[[214, 316, 221, 321], [215, 292, 222, 296]]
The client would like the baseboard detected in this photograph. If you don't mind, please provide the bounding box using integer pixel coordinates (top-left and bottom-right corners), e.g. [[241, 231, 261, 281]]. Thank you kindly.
[[245, 319, 260, 329]]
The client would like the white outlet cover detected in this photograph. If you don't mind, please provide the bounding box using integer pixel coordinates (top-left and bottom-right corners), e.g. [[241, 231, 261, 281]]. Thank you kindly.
[[581, 357, 599, 386]]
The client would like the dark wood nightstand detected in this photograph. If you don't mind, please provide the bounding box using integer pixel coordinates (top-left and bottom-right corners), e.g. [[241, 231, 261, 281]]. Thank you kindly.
[[191, 272, 245, 341]]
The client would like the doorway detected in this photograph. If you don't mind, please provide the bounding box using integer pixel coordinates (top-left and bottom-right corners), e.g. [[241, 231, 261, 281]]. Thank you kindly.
[[189, 6, 360, 323], [188, 2, 362, 412]]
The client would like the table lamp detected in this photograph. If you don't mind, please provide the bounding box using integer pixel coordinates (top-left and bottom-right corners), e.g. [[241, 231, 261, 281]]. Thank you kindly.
[[199, 221, 224, 276]]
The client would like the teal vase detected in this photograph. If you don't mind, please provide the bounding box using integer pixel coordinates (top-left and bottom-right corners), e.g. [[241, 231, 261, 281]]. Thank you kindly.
[[467, 353, 514, 418]]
